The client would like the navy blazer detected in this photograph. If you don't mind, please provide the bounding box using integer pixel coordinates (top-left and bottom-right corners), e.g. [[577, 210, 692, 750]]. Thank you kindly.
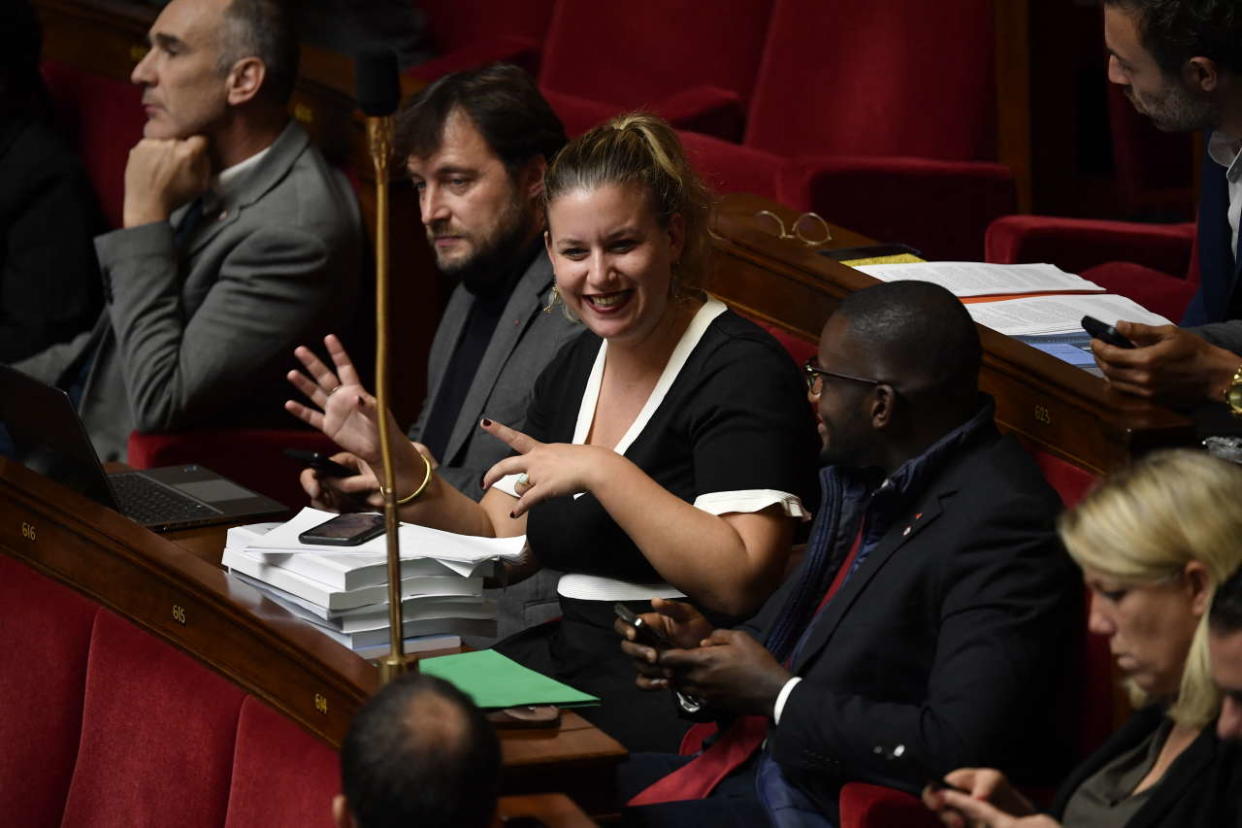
[[1182, 131, 1240, 326], [748, 425, 1080, 817]]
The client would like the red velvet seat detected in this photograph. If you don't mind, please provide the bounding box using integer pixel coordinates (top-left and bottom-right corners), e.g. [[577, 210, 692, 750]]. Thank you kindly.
[[405, 0, 557, 82], [985, 215, 1198, 320], [3, 557, 346, 827], [742, 0, 1015, 260], [0, 556, 96, 827], [679, 130, 790, 202], [59, 610, 245, 827], [537, 0, 773, 141], [41, 59, 145, 230], [224, 698, 339, 828]]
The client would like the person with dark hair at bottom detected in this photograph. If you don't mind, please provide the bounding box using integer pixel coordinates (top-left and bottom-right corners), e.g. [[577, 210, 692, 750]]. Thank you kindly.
[[1209, 565, 1242, 743], [926, 450, 1242, 828], [288, 114, 819, 752], [616, 280, 1079, 827], [1091, 0, 1242, 409], [0, 0, 104, 364], [12, 0, 360, 462], [296, 64, 581, 647], [333, 672, 501, 828]]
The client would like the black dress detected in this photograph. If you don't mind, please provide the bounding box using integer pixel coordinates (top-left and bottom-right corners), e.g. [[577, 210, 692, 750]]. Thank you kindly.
[[494, 301, 820, 752]]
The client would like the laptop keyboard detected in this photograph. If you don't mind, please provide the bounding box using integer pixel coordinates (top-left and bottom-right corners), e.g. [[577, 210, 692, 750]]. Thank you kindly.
[[110, 473, 220, 526]]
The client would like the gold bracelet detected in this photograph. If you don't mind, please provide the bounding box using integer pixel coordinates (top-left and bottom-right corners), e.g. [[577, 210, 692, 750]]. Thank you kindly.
[[380, 451, 433, 505]]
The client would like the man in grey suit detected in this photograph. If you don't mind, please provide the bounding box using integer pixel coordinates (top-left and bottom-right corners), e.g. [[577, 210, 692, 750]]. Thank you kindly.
[[13, 0, 360, 461], [298, 65, 580, 643]]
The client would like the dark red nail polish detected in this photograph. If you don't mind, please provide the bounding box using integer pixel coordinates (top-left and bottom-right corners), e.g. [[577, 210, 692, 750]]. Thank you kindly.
[[481, 418, 492, 427], [509, 511, 516, 519]]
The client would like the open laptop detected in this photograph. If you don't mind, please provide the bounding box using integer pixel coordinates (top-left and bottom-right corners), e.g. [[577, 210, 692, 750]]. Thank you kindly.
[[0, 364, 287, 532]]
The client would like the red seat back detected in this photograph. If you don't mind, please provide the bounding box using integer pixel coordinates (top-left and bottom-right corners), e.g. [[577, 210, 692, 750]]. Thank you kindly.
[[225, 698, 339, 828], [3, 557, 345, 827], [420, 0, 556, 55], [539, 0, 772, 132], [0, 556, 96, 826], [60, 610, 245, 827], [41, 59, 144, 230], [745, 0, 997, 161]]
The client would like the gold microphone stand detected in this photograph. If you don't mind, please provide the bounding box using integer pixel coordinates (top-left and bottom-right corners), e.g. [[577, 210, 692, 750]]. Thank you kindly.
[[367, 115, 409, 685]]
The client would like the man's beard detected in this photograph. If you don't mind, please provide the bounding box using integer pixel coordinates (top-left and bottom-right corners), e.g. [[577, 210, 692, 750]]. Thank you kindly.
[[1126, 81, 1221, 133], [432, 197, 535, 296]]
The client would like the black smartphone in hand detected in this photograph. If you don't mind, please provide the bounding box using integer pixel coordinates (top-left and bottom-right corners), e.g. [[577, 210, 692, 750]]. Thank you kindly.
[[873, 742, 969, 794], [297, 512, 386, 546], [1081, 315, 1136, 349], [615, 603, 673, 649], [285, 448, 355, 478]]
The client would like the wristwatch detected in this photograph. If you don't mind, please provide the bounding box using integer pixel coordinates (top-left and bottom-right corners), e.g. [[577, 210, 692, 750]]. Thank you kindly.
[[1224, 364, 1242, 416]]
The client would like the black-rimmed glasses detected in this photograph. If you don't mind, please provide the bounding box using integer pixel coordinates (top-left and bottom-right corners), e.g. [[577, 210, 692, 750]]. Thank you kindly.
[[803, 358, 884, 396]]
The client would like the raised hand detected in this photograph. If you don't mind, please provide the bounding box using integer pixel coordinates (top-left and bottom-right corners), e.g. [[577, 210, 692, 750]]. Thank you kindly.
[[284, 334, 401, 468], [479, 419, 619, 518]]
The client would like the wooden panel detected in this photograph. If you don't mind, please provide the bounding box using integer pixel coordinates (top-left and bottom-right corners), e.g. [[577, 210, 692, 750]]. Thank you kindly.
[[707, 194, 1196, 474]]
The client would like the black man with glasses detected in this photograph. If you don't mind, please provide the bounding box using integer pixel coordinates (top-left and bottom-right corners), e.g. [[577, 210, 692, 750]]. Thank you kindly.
[[617, 280, 1081, 827]]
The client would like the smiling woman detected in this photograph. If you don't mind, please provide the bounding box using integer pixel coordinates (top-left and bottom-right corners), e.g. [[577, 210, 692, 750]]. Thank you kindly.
[[285, 113, 819, 751]]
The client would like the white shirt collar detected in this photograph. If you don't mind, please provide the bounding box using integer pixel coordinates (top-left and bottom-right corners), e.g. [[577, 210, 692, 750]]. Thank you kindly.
[[1208, 130, 1242, 181], [213, 145, 272, 202]]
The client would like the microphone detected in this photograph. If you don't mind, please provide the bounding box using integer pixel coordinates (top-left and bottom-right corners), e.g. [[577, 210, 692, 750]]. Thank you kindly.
[[355, 50, 400, 118], [354, 50, 406, 683]]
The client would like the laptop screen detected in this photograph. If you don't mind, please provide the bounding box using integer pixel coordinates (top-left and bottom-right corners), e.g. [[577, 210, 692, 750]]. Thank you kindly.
[[0, 364, 119, 510]]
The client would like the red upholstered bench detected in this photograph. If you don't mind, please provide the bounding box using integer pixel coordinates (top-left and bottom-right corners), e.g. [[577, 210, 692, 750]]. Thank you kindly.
[[0, 555, 339, 827]]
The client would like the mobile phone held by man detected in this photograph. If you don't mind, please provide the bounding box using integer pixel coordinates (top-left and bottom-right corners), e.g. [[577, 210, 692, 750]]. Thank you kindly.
[[298, 512, 386, 546], [1081, 315, 1136, 349], [615, 602, 673, 650]]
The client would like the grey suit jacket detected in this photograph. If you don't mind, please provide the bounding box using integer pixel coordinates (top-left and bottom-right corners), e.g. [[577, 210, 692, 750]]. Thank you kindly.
[[15, 122, 361, 461], [408, 249, 581, 643]]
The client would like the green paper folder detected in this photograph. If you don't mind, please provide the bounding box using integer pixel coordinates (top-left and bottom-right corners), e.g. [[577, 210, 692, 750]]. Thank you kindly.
[[419, 649, 600, 709]]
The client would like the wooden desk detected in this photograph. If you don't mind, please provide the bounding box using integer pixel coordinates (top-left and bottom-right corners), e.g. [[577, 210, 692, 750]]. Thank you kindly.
[[0, 460, 624, 812], [706, 194, 1196, 474]]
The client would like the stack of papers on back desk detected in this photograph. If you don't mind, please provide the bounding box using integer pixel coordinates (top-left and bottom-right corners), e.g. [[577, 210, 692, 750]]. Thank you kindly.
[[962, 293, 1172, 336], [852, 261, 1104, 297], [223, 508, 527, 653]]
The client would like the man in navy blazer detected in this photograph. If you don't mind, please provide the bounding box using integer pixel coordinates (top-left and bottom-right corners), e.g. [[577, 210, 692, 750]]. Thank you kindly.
[[616, 282, 1079, 827], [1092, 0, 1242, 406]]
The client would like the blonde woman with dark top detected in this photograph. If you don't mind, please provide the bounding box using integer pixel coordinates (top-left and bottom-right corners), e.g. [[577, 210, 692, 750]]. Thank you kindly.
[[925, 450, 1242, 828]]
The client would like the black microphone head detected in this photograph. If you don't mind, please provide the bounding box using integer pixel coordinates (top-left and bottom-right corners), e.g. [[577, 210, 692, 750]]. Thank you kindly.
[[355, 50, 400, 117]]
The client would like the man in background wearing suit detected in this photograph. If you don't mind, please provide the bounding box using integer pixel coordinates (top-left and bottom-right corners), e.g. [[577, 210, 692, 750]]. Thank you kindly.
[[12, 0, 360, 462], [1092, 0, 1242, 409], [617, 282, 1079, 827], [300, 65, 580, 643]]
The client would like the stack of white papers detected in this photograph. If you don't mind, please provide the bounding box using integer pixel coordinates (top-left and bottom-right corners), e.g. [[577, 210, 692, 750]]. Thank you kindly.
[[853, 261, 1105, 297], [223, 509, 526, 652], [964, 294, 1172, 337]]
